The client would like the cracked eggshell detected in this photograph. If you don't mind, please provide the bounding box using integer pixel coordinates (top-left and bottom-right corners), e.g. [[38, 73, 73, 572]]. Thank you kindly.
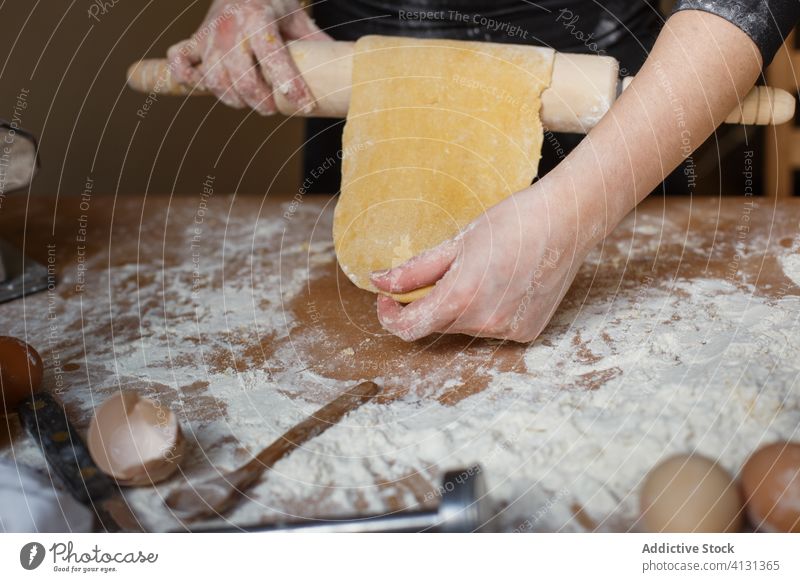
[[87, 392, 184, 486], [742, 442, 800, 532]]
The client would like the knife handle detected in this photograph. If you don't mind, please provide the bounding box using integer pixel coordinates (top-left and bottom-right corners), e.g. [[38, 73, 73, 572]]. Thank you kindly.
[[17, 392, 115, 505]]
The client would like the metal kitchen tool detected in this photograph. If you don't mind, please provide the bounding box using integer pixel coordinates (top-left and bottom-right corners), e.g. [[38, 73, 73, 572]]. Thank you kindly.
[[190, 466, 491, 533], [0, 239, 49, 303], [17, 392, 145, 532], [0, 121, 47, 303]]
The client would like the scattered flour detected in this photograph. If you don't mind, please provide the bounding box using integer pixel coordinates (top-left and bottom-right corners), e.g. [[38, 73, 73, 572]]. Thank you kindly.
[[3, 198, 799, 533], [208, 274, 798, 532]]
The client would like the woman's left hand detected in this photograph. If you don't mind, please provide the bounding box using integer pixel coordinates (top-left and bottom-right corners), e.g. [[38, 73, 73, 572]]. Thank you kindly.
[[371, 184, 590, 343]]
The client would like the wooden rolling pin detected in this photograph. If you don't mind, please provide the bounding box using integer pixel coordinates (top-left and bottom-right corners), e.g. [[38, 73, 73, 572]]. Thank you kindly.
[[127, 40, 795, 133]]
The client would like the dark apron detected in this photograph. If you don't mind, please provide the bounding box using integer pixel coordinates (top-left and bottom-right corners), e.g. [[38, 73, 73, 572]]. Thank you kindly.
[[304, 0, 661, 193]]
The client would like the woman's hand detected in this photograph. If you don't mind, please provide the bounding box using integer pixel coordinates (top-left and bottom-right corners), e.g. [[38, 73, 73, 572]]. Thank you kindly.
[[372, 9, 766, 344], [167, 0, 331, 115], [371, 184, 591, 343]]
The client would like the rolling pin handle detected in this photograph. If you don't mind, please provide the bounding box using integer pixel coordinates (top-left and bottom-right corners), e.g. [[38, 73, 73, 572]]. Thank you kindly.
[[620, 75, 795, 126]]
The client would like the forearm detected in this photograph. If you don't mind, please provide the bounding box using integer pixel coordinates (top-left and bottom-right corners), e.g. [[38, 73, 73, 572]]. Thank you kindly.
[[540, 10, 762, 244]]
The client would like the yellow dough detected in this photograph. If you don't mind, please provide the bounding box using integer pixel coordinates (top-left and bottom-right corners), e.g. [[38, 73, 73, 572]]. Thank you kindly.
[[333, 36, 554, 302]]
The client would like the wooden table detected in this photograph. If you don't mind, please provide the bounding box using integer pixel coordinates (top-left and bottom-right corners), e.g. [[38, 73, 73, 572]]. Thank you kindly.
[[1, 193, 799, 532]]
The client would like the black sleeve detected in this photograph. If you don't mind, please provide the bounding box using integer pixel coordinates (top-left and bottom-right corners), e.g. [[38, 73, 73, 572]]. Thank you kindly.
[[673, 0, 800, 66]]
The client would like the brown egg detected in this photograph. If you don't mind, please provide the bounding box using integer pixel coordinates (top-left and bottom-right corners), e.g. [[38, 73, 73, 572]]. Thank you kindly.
[[87, 392, 184, 486], [741, 442, 800, 532], [640, 454, 744, 533], [0, 336, 43, 416]]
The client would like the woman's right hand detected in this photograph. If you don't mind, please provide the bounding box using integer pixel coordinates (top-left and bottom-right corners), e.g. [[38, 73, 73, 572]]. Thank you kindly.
[[167, 0, 331, 115]]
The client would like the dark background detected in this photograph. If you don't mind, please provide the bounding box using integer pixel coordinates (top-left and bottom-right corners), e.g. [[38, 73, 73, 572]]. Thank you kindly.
[[0, 1, 304, 197], [0, 1, 787, 198]]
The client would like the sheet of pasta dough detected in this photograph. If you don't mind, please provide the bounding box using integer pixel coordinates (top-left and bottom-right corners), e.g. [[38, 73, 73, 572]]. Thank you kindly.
[[333, 35, 554, 302]]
